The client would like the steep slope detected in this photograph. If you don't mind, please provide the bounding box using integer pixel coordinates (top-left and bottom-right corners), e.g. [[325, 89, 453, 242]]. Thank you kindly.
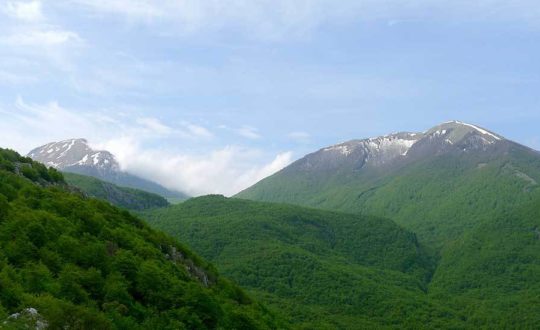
[[64, 172, 169, 211], [237, 121, 540, 247], [0, 148, 282, 329], [143, 196, 466, 329], [28, 139, 188, 200], [428, 199, 540, 328]]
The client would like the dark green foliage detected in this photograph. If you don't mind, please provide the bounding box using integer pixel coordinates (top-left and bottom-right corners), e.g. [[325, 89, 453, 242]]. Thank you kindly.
[[64, 172, 169, 211], [143, 196, 468, 329], [144, 194, 540, 329], [0, 148, 282, 329], [428, 200, 540, 328], [237, 144, 540, 248], [235, 142, 540, 328]]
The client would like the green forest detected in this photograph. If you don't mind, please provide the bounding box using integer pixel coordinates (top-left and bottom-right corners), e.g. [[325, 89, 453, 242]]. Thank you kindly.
[[0, 148, 283, 329], [143, 195, 540, 329], [1, 141, 539, 329]]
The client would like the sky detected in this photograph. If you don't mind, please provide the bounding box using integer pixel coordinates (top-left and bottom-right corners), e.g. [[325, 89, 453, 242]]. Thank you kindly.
[[1, 0, 540, 196]]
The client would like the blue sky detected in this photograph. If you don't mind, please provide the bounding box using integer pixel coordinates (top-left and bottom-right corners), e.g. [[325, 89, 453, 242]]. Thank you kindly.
[[1, 1, 540, 195]]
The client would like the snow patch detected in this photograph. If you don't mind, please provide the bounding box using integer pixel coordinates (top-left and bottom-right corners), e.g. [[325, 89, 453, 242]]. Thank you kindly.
[[76, 154, 89, 165], [324, 145, 352, 156], [92, 152, 101, 165], [446, 120, 501, 140], [365, 135, 419, 156]]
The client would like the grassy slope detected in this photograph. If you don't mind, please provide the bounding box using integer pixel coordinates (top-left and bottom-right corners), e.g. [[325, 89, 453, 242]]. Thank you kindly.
[[0, 149, 282, 329], [143, 196, 466, 329], [64, 172, 169, 211]]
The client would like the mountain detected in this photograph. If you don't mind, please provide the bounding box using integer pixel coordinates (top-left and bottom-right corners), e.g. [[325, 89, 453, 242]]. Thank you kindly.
[[143, 195, 540, 328], [0, 148, 283, 329], [143, 196, 464, 329], [237, 120, 540, 247], [63, 172, 169, 211], [28, 139, 188, 200]]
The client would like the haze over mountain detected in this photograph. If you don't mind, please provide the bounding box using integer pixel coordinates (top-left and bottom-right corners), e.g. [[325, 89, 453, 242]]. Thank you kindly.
[[63, 172, 170, 211], [28, 139, 188, 200], [238, 121, 540, 245]]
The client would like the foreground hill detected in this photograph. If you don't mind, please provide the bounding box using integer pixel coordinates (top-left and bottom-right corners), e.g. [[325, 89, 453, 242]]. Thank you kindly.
[[143, 195, 540, 328], [237, 121, 540, 247], [28, 139, 188, 200], [0, 148, 282, 329], [64, 172, 169, 211], [143, 196, 467, 329]]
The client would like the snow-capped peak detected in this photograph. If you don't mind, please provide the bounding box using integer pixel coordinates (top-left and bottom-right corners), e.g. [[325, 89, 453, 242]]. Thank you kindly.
[[27, 139, 119, 172], [440, 120, 502, 141], [322, 132, 421, 165]]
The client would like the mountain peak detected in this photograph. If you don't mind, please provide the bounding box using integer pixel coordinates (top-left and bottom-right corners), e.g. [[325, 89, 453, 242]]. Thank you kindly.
[[293, 121, 511, 174], [28, 138, 119, 171], [27, 139, 189, 199], [425, 120, 503, 146]]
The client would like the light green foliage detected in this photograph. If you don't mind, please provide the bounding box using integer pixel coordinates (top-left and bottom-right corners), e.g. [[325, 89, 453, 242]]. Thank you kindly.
[[0, 148, 283, 329]]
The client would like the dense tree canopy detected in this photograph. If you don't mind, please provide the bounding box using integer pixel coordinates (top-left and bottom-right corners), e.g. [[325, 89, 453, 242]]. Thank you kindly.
[[0, 148, 282, 329]]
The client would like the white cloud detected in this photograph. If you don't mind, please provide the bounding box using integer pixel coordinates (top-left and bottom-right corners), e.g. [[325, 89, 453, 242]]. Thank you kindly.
[[4, 0, 43, 21], [103, 138, 293, 196], [0, 97, 290, 196]]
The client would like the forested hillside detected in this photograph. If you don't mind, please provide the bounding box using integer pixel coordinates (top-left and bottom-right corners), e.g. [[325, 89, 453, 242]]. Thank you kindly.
[[237, 124, 540, 249], [144, 195, 540, 329], [144, 196, 466, 329], [0, 148, 282, 329], [64, 172, 169, 211]]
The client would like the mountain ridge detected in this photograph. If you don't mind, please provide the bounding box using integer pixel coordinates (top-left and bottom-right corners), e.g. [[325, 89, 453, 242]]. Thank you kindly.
[[236, 120, 540, 247], [28, 139, 188, 200]]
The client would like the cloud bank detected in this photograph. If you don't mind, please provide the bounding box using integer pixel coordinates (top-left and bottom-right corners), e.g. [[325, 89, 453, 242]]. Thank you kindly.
[[0, 97, 293, 196]]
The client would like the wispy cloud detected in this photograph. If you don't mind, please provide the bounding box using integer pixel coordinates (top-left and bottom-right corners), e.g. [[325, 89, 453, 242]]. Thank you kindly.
[[4, 0, 44, 22], [0, 97, 290, 196], [235, 126, 261, 140], [63, 0, 540, 39], [180, 121, 214, 140], [1, 29, 81, 47], [136, 117, 173, 135]]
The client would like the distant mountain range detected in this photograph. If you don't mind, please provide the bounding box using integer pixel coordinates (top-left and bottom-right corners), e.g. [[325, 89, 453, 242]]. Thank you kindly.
[[237, 120, 540, 246], [2, 120, 538, 328], [28, 138, 188, 200], [141, 120, 540, 328]]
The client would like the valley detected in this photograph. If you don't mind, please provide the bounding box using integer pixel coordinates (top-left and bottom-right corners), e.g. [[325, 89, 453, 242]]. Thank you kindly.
[[3, 120, 539, 329]]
